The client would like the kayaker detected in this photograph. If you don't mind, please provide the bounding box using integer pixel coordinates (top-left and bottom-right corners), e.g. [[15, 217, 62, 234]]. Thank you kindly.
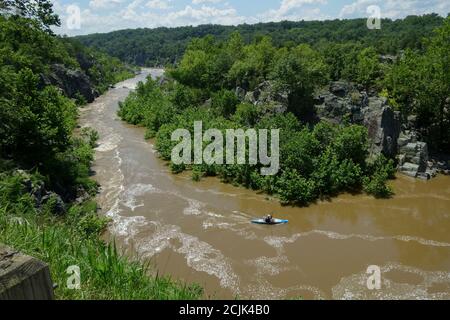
[[265, 214, 274, 224]]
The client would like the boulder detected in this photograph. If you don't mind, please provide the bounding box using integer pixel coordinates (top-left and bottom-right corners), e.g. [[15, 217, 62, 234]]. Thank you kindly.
[[362, 98, 401, 158], [396, 131, 431, 178], [399, 141, 428, 170], [400, 162, 420, 177], [329, 81, 350, 97], [41, 193, 66, 216]]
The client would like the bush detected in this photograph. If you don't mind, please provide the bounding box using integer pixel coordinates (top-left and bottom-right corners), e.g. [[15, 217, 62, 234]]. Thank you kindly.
[[363, 172, 393, 198], [232, 103, 260, 126], [363, 155, 395, 198], [277, 169, 316, 205], [0, 171, 203, 300], [211, 89, 239, 117]]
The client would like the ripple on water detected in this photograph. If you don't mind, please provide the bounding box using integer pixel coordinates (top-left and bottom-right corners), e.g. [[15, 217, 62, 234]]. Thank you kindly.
[[133, 222, 241, 294], [95, 132, 122, 152], [332, 263, 450, 300], [183, 198, 205, 216], [244, 279, 326, 300], [263, 230, 450, 251], [121, 183, 160, 211]]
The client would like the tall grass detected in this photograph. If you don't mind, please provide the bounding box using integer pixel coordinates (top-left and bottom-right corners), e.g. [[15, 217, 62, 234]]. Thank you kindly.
[[0, 172, 202, 300]]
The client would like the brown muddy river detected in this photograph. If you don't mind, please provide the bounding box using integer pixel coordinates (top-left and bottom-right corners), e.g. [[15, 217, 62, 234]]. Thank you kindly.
[[79, 69, 450, 300]]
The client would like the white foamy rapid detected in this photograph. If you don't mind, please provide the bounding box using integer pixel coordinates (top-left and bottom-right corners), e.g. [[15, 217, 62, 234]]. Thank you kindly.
[[264, 230, 450, 251], [83, 70, 241, 296], [122, 183, 160, 211], [332, 263, 450, 300], [134, 221, 241, 293]]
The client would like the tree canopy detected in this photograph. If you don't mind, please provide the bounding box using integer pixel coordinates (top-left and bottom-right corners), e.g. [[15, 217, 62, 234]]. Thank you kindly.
[[1, 0, 60, 31], [76, 14, 446, 66]]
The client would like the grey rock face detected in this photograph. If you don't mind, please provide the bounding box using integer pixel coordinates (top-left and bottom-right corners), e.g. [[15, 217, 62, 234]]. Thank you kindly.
[[362, 98, 401, 158], [15, 170, 67, 214], [329, 81, 350, 97], [241, 81, 288, 115], [40, 64, 97, 103], [314, 82, 369, 125], [397, 131, 430, 178], [75, 51, 95, 71], [314, 81, 401, 159], [400, 162, 420, 177]]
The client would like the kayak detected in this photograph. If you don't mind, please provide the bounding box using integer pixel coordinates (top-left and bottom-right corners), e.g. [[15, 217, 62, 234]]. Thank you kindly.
[[251, 218, 288, 225]]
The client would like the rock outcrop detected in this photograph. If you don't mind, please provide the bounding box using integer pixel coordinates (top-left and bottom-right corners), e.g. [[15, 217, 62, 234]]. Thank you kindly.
[[314, 81, 368, 124], [16, 170, 67, 214], [236, 79, 444, 180], [362, 98, 401, 158], [39, 64, 98, 103], [237, 81, 289, 116], [314, 81, 401, 159], [396, 131, 439, 179], [313, 81, 444, 179]]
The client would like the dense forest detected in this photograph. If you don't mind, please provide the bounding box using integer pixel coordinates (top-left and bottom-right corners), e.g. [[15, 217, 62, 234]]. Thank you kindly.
[[0, 0, 201, 299], [76, 14, 446, 66], [118, 16, 449, 205]]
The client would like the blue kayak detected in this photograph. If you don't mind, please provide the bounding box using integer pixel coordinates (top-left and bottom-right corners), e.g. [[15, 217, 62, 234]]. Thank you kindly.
[[251, 218, 288, 225]]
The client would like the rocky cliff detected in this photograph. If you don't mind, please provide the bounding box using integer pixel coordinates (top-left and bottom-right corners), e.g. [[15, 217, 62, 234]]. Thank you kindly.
[[40, 64, 98, 103], [313, 81, 444, 179], [235, 79, 446, 180], [314, 81, 402, 159], [237, 81, 289, 116]]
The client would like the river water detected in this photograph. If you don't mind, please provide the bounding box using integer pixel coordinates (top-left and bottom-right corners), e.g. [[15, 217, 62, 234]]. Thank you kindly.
[[78, 69, 450, 300]]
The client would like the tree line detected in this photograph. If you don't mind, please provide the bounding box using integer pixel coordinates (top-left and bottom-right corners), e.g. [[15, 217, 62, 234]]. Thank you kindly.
[[76, 14, 446, 66]]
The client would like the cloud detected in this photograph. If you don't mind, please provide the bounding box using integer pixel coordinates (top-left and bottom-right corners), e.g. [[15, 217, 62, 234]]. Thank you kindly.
[[340, 0, 377, 17], [51, 0, 450, 36], [192, 0, 223, 4], [53, 2, 249, 35], [340, 0, 450, 19], [165, 5, 248, 26], [89, 0, 122, 10], [146, 0, 172, 10], [259, 0, 329, 22]]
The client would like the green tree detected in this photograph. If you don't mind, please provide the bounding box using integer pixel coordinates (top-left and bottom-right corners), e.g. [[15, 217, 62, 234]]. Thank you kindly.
[[211, 89, 239, 118], [270, 44, 329, 119], [383, 17, 450, 151], [356, 47, 381, 89], [1, 0, 60, 31], [228, 36, 276, 90]]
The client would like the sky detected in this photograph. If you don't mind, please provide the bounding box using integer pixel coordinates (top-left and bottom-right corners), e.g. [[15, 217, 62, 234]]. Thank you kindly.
[[51, 0, 450, 35]]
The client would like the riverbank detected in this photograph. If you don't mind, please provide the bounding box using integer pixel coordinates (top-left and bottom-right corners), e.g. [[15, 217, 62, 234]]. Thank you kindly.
[[0, 187, 202, 299], [79, 69, 450, 299], [0, 71, 202, 300]]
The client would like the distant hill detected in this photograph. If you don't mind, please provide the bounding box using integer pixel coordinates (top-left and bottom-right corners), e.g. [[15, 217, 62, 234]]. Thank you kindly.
[[74, 14, 446, 66]]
